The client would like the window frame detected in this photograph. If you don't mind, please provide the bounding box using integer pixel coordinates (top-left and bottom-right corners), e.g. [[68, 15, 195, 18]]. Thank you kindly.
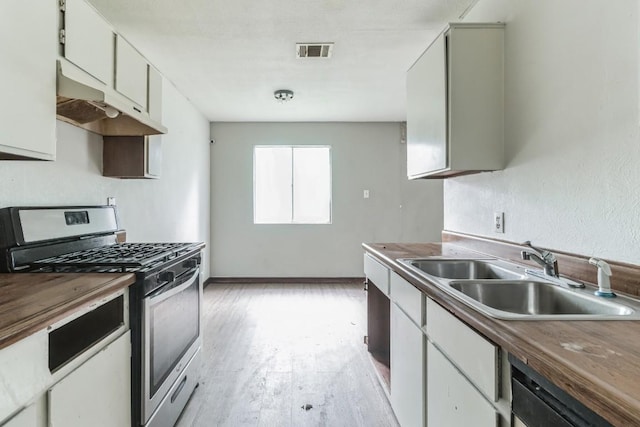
[[253, 144, 333, 225]]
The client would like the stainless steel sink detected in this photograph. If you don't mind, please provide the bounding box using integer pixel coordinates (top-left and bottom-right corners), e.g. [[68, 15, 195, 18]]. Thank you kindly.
[[401, 259, 523, 280], [449, 280, 635, 319], [397, 257, 640, 320]]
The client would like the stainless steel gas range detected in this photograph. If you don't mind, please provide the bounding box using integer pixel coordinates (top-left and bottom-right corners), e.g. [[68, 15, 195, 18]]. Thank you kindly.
[[0, 206, 204, 427]]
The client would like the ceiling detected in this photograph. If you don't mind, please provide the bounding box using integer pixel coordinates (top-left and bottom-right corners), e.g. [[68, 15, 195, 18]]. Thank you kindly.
[[88, 0, 477, 122]]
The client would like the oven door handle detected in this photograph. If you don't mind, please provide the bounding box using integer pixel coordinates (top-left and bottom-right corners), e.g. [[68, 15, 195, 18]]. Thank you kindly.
[[148, 268, 199, 304]]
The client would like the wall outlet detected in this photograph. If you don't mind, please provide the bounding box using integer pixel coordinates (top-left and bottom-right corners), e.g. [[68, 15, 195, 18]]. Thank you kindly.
[[363, 190, 370, 199], [494, 211, 504, 233], [107, 197, 116, 206]]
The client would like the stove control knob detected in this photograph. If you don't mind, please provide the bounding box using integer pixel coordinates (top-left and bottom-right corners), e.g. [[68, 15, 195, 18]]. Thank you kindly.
[[183, 259, 198, 269], [159, 271, 175, 283]]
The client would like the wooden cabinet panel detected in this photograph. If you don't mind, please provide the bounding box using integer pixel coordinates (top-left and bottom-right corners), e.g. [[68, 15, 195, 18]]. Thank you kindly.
[[427, 341, 498, 427], [0, 0, 56, 160], [115, 35, 148, 108], [364, 254, 389, 296], [64, 0, 114, 85], [390, 271, 424, 326], [48, 331, 131, 427], [103, 135, 161, 179], [390, 303, 425, 427], [426, 298, 498, 401]]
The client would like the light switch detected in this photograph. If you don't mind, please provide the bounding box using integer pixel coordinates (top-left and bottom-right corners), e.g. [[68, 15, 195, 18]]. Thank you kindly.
[[363, 190, 370, 199], [494, 211, 504, 233]]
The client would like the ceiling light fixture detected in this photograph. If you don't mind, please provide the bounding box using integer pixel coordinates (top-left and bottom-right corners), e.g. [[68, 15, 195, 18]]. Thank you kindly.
[[274, 89, 294, 102]]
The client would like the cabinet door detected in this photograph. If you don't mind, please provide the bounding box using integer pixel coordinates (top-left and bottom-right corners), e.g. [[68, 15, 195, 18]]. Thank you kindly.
[[146, 136, 162, 177], [0, 0, 56, 160], [64, 0, 114, 85], [390, 303, 425, 427], [148, 66, 163, 121], [116, 35, 148, 108], [426, 298, 498, 401], [2, 398, 46, 427], [406, 32, 447, 178], [427, 341, 498, 427], [48, 331, 131, 427]]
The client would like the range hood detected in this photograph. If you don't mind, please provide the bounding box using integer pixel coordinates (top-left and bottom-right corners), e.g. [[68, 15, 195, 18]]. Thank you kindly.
[[56, 59, 167, 136]]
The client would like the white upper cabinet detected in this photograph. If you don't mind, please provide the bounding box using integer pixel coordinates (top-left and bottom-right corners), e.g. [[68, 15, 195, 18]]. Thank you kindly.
[[0, 0, 56, 160], [407, 33, 447, 176], [407, 23, 505, 179], [63, 0, 114, 85], [116, 36, 148, 109], [148, 66, 163, 122]]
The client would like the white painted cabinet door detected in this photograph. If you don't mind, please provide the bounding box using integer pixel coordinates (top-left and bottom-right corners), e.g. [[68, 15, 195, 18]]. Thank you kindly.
[[3, 403, 37, 427], [148, 66, 163, 122], [0, 0, 56, 160], [427, 341, 498, 427], [390, 303, 425, 427], [64, 0, 114, 85], [116, 36, 148, 108], [48, 331, 131, 427], [406, 32, 447, 178], [2, 398, 46, 427], [406, 24, 504, 178]]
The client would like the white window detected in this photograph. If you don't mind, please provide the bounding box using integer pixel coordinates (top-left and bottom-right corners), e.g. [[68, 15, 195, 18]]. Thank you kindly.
[[254, 145, 332, 224]]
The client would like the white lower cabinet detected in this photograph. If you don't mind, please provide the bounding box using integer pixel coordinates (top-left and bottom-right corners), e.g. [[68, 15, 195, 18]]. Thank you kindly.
[[389, 271, 426, 427], [390, 303, 425, 427], [427, 340, 498, 427], [1, 400, 45, 427], [48, 331, 131, 427]]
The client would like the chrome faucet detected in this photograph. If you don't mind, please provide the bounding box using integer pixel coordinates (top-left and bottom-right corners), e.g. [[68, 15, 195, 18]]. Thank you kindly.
[[520, 241, 559, 278]]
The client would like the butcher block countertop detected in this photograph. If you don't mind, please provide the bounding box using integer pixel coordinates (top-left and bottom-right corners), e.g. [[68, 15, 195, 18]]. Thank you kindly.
[[0, 273, 135, 350], [364, 242, 640, 427]]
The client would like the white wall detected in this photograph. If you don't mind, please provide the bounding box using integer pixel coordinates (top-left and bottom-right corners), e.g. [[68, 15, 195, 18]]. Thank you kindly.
[[210, 122, 443, 277], [443, 0, 640, 265], [0, 80, 211, 276]]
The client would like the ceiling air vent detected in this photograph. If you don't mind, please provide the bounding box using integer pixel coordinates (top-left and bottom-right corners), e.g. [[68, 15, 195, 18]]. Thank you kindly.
[[296, 43, 334, 59]]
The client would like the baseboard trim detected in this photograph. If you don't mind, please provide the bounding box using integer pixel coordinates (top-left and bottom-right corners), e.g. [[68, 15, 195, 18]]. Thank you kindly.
[[204, 277, 365, 287]]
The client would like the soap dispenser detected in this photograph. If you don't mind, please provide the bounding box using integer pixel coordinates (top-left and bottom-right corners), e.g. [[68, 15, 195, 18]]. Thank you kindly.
[[588, 258, 615, 298]]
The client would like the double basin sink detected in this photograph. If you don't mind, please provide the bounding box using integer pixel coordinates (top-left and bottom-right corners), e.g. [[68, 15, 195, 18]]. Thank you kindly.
[[397, 258, 640, 320]]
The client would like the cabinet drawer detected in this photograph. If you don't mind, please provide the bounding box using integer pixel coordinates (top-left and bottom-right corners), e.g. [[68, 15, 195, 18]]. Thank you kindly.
[[364, 254, 389, 296], [426, 298, 498, 401], [427, 341, 498, 427], [390, 271, 424, 326]]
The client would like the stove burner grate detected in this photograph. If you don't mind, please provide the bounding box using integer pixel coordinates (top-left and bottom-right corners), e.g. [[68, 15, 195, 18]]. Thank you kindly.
[[30, 242, 199, 269]]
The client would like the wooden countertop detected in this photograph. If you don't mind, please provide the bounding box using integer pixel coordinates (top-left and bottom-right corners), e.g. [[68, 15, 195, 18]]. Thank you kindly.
[[0, 273, 136, 350], [364, 242, 640, 427]]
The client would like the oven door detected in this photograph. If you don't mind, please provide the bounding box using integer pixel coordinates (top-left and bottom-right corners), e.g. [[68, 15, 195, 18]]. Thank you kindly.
[[142, 268, 201, 423]]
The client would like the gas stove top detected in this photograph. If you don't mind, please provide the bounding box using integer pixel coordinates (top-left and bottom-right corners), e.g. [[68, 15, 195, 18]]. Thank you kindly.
[[0, 206, 204, 275], [31, 242, 202, 270]]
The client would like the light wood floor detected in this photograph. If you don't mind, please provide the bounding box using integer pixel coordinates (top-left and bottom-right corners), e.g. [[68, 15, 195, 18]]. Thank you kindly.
[[176, 282, 399, 427]]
